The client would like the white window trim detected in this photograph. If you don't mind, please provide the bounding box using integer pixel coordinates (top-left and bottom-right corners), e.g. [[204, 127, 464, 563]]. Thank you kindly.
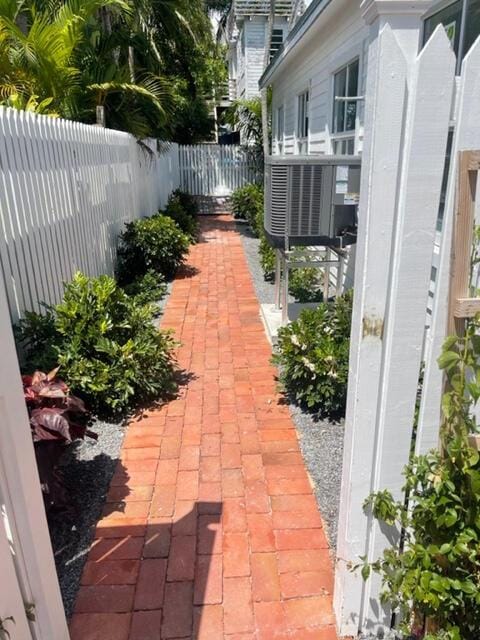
[[275, 104, 285, 155], [295, 86, 310, 155], [328, 51, 363, 156]]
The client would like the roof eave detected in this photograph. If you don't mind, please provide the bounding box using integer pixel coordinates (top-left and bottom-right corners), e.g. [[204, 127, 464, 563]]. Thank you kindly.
[[259, 0, 334, 88]]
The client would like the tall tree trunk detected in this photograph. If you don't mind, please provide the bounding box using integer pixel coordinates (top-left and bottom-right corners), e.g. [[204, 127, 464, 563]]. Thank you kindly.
[[128, 45, 136, 82], [261, 0, 275, 158]]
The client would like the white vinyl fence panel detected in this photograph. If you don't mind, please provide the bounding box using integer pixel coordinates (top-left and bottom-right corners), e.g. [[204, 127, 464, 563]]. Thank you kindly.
[[179, 144, 256, 195], [334, 27, 480, 636], [0, 108, 180, 323]]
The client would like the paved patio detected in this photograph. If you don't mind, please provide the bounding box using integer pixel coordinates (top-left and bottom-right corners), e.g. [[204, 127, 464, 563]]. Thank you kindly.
[[70, 216, 337, 640]]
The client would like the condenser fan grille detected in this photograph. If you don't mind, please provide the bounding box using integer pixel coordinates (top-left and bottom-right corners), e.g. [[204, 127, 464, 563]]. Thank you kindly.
[[264, 155, 361, 249]]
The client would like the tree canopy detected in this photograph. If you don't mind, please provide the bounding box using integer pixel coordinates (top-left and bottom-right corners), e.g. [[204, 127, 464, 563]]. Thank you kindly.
[[0, 0, 227, 141]]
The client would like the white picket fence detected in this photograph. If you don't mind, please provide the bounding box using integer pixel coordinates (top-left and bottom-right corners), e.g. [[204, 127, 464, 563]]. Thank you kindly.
[[334, 26, 480, 636], [0, 108, 180, 323], [178, 143, 256, 195]]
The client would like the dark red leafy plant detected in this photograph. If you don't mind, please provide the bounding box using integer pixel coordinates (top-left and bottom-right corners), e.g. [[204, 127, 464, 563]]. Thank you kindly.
[[23, 368, 97, 510]]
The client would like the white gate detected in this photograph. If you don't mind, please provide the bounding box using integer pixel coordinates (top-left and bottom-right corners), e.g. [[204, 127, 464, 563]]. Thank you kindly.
[[178, 144, 256, 196], [0, 271, 69, 639], [334, 23, 480, 637]]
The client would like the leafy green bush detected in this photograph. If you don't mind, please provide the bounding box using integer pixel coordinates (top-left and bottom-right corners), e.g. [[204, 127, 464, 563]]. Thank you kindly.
[[231, 183, 264, 233], [15, 273, 178, 414], [170, 189, 199, 217], [273, 290, 353, 415], [259, 236, 276, 279], [363, 320, 480, 640], [289, 267, 323, 303], [117, 214, 190, 283], [164, 197, 198, 239], [15, 309, 59, 372], [122, 269, 167, 308]]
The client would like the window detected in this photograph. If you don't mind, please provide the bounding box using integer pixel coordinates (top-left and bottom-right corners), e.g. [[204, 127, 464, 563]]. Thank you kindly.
[[332, 59, 359, 155], [276, 105, 285, 154], [297, 90, 309, 154], [270, 28, 284, 61], [423, 0, 480, 72]]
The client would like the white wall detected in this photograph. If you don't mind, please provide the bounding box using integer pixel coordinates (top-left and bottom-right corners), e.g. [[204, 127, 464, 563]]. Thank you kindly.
[[271, 2, 369, 156]]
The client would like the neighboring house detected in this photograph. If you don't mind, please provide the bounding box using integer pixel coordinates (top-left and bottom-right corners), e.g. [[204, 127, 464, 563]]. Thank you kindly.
[[260, 0, 480, 158], [220, 0, 310, 103]]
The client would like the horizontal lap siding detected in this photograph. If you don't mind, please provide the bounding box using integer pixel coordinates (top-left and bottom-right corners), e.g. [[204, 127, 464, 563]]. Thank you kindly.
[[271, 6, 369, 156]]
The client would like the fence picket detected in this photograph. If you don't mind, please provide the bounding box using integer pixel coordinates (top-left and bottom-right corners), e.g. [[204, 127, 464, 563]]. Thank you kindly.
[[178, 143, 253, 196], [0, 108, 180, 322]]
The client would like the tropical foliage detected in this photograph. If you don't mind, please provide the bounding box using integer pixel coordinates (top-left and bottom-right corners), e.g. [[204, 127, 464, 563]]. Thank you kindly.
[[0, 0, 227, 140], [16, 273, 178, 414], [117, 213, 191, 283], [274, 290, 353, 415], [363, 317, 480, 640]]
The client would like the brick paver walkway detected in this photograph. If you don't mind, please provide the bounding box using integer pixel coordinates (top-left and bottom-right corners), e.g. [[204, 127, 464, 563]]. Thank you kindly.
[[70, 216, 337, 640]]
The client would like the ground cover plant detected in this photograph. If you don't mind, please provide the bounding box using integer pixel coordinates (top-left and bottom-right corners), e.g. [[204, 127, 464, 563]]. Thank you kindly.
[[362, 316, 480, 640], [16, 273, 178, 415], [117, 213, 191, 283], [274, 289, 353, 415]]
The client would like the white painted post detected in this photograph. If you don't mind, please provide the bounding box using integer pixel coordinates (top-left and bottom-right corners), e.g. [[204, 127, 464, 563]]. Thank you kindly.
[[0, 270, 69, 639], [334, 25, 409, 636], [334, 3, 452, 634], [417, 38, 480, 453]]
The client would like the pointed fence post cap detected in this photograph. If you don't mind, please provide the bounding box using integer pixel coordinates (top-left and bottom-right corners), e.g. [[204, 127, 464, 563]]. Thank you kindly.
[[361, 0, 431, 25]]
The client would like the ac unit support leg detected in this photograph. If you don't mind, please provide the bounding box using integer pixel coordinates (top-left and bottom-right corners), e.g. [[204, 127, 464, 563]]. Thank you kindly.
[[337, 253, 345, 297], [274, 249, 282, 310], [282, 262, 289, 325], [323, 248, 331, 301]]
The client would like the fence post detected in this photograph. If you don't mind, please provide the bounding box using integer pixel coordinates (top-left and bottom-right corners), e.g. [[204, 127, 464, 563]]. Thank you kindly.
[[0, 270, 69, 639], [334, 15, 454, 638]]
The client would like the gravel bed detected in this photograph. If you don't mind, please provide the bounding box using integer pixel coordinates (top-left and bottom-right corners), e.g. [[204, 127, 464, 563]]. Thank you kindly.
[[49, 418, 126, 617], [48, 285, 173, 617], [237, 221, 344, 548]]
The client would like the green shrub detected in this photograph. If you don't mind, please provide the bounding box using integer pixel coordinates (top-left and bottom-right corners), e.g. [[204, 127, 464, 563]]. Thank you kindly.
[[122, 269, 167, 308], [170, 189, 199, 217], [164, 197, 198, 239], [15, 273, 177, 414], [117, 214, 190, 283], [15, 309, 59, 372], [289, 268, 323, 303], [273, 290, 353, 415], [259, 236, 276, 279], [231, 183, 264, 233]]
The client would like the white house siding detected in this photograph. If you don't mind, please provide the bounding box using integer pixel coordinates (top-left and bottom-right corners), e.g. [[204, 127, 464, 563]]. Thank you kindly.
[[245, 19, 267, 98], [271, 2, 369, 156]]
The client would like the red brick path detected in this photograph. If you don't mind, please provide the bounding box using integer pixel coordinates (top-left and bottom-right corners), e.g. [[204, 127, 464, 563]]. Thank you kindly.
[[70, 216, 337, 639]]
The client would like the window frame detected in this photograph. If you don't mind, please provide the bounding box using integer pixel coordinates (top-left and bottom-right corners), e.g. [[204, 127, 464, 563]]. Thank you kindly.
[[330, 57, 360, 156], [296, 88, 310, 154], [421, 0, 480, 73]]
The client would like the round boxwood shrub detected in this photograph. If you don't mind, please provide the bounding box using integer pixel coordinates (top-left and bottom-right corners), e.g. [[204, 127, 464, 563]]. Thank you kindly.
[[164, 196, 198, 240], [231, 183, 264, 233], [16, 273, 178, 415], [273, 290, 353, 415], [117, 214, 190, 283]]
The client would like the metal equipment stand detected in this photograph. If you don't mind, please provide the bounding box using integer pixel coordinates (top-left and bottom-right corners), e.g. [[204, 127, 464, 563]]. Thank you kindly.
[[274, 247, 346, 324]]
